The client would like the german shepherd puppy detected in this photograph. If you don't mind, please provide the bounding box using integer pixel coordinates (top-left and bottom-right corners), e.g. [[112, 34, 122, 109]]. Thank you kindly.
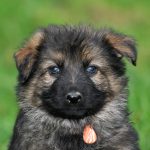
[[9, 25, 139, 150]]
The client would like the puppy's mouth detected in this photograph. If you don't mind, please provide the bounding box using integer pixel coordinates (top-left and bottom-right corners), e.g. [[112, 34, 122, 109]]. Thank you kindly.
[[43, 105, 95, 119]]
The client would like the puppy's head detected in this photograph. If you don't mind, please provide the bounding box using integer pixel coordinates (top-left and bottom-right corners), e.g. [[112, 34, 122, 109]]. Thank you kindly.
[[15, 25, 137, 119]]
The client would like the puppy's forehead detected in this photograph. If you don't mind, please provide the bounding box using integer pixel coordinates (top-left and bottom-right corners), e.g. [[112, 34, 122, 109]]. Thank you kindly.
[[42, 46, 104, 66]]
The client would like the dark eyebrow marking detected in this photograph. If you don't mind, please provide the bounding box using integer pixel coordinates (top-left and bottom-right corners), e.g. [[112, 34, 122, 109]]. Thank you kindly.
[[81, 46, 101, 66], [48, 51, 64, 66]]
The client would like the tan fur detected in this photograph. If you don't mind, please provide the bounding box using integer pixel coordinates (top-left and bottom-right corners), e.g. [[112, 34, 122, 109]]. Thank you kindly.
[[106, 33, 134, 58], [49, 51, 64, 64], [23, 70, 56, 107], [82, 46, 102, 62], [15, 31, 44, 73]]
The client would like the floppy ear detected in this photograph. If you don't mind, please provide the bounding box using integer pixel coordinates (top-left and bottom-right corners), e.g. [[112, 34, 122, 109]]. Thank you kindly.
[[103, 30, 137, 66], [14, 31, 44, 83]]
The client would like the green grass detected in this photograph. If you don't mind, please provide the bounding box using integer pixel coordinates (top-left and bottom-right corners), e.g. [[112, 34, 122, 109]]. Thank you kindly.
[[0, 0, 150, 149]]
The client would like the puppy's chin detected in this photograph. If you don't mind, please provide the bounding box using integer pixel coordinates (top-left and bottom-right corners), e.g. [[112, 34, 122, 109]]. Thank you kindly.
[[47, 108, 91, 119]]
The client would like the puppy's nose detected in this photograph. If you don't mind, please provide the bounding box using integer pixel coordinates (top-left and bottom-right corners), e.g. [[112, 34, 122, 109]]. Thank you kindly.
[[66, 91, 82, 104]]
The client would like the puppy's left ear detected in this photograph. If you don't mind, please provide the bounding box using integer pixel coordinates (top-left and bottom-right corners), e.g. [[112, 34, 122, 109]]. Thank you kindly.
[[103, 30, 137, 66]]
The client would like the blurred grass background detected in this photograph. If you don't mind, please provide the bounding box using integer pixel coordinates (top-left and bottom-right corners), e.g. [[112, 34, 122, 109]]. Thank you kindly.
[[0, 0, 150, 149]]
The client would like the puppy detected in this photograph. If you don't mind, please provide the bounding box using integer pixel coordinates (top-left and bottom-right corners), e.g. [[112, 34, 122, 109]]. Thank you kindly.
[[9, 25, 139, 150]]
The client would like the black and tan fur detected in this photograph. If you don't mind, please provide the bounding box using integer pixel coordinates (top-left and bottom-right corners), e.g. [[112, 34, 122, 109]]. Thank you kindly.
[[9, 25, 139, 150]]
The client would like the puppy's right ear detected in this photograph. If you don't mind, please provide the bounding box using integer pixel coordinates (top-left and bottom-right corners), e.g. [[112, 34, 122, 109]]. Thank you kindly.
[[14, 31, 44, 83]]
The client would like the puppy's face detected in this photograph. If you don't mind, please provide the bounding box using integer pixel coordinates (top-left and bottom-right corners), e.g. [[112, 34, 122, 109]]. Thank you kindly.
[[15, 26, 136, 119]]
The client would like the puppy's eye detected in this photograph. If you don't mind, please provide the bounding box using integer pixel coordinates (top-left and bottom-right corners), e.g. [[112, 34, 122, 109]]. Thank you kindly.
[[48, 66, 61, 75], [86, 65, 98, 76]]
